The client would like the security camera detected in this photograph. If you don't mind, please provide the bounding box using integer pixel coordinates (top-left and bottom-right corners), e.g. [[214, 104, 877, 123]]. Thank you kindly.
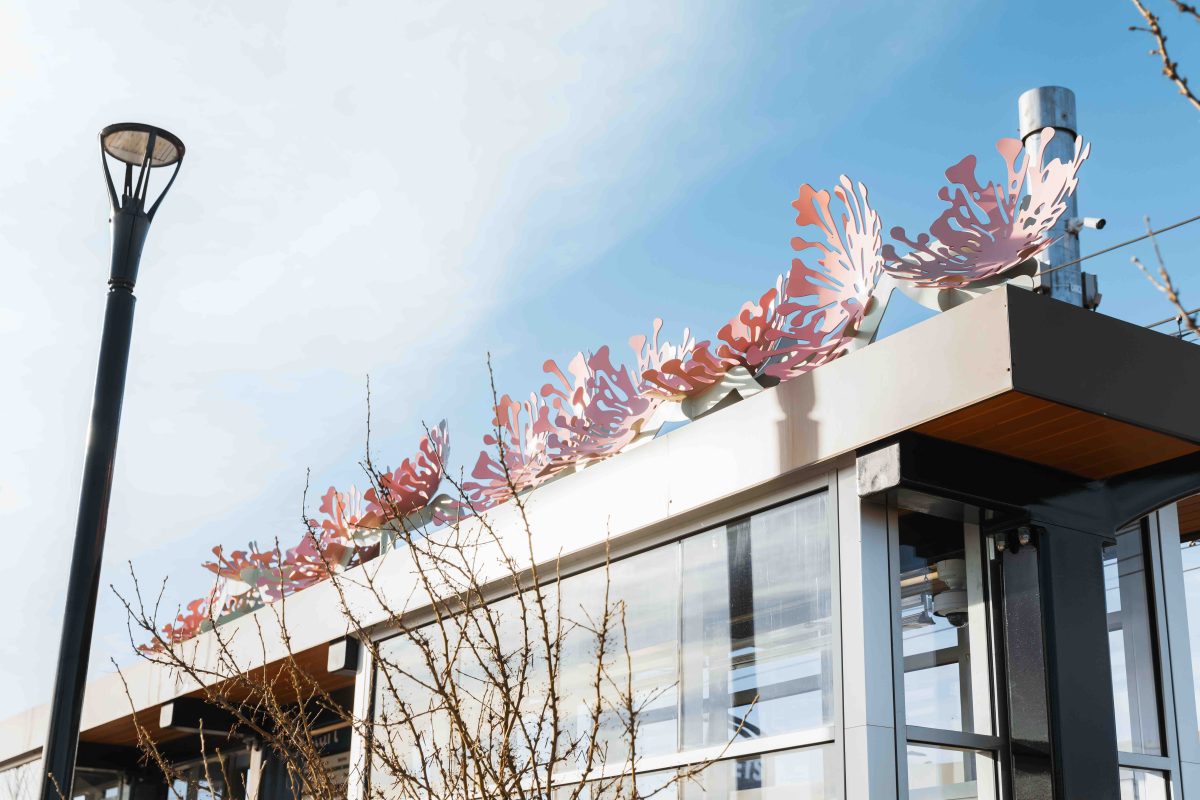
[[944, 611, 969, 629], [933, 558, 969, 628], [1067, 217, 1107, 233], [934, 590, 969, 628]]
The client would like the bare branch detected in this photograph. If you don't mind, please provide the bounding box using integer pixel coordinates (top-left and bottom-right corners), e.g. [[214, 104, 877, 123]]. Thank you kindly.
[[1170, 0, 1200, 22], [1129, 0, 1200, 113], [1132, 216, 1200, 338], [114, 357, 748, 800]]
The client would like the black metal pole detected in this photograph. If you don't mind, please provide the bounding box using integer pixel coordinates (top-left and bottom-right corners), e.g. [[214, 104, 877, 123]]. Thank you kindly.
[[39, 197, 150, 800]]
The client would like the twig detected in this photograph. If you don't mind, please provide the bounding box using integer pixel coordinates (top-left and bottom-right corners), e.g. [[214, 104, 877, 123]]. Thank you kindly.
[[1130, 0, 1200, 112], [1132, 216, 1200, 337], [1170, 0, 1200, 22]]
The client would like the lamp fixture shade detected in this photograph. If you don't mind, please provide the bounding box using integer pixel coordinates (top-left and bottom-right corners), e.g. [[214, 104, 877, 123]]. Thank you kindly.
[[100, 123, 185, 167]]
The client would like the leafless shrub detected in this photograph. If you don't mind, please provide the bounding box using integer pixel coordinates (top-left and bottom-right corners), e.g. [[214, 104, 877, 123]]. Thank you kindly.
[[114, 365, 748, 800]]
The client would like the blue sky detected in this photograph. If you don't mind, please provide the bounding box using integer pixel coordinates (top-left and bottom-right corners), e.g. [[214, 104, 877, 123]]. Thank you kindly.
[[1, 1, 1198, 720]]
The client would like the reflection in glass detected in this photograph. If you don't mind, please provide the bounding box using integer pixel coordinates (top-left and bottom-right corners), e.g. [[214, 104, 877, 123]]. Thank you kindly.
[[681, 494, 830, 753], [1119, 768, 1169, 800], [371, 493, 837, 792], [71, 770, 125, 800], [159, 753, 250, 800], [1178, 504, 1200, 745], [897, 512, 992, 734], [0, 760, 43, 800], [560, 547, 681, 762], [906, 744, 994, 800], [680, 746, 837, 799], [1104, 526, 1163, 755], [681, 493, 833, 748]]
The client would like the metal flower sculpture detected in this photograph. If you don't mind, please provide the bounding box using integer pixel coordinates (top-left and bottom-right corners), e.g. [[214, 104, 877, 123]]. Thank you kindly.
[[544, 346, 662, 463], [640, 176, 883, 390], [162, 426, 453, 649], [364, 421, 449, 523], [279, 528, 346, 590], [633, 320, 728, 400], [157, 128, 1092, 652], [314, 485, 366, 542], [883, 129, 1090, 288], [153, 587, 224, 649], [464, 346, 666, 507], [204, 545, 287, 604], [463, 393, 564, 509], [788, 177, 884, 341]]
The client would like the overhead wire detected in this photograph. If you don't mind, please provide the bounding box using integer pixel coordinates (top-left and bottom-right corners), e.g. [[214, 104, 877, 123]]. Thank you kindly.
[[1035, 212, 1200, 279], [1146, 306, 1200, 329]]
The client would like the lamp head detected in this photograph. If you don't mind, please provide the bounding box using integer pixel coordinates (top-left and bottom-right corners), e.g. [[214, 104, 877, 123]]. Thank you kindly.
[[99, 122, 185, 221], [100, 123, 185, 168]]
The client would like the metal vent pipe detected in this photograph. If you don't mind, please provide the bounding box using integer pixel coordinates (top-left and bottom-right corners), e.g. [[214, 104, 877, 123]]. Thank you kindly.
[[1019, 86, 1083, 306]]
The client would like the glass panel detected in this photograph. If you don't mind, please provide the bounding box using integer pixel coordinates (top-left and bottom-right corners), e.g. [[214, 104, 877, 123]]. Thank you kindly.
[[370, 491, 840, 791], [299, 728, 351, 800], [373, 548, 680, 788], [680, 746, 838, 799], [897, 512, 993, 734], [681, 493, 834, 749], [1178, 494, 1200, 744], [559, 547, 681, 762], [1104, 526, 1164, 755], [72, 771, 125, 800], [1119, 768, 1169, 800], [906, 744, 995, 800], [372, 625, 456, 793], [0, 760, 43, 800], [200, 751, 250, 800]]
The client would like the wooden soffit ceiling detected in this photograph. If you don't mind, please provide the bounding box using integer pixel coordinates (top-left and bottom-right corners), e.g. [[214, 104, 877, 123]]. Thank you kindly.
[[916, 391, 1200, 480]]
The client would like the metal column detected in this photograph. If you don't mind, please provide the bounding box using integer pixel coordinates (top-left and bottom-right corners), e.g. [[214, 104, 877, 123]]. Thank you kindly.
[[1018, 86, 1083, 306]]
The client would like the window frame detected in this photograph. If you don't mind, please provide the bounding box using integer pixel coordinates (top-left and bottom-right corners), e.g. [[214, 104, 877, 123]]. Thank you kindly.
[[1111, 509, 1194, 793], [886, 501, 1010, 800], [360, 470, 844, 799]]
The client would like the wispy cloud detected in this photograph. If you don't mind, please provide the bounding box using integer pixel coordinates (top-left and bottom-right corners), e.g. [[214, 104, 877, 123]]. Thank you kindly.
[[0, 1, 727, 718]]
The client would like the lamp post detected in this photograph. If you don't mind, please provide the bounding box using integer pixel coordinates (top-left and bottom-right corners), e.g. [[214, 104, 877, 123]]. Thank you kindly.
[[40, 123, 185, 800]]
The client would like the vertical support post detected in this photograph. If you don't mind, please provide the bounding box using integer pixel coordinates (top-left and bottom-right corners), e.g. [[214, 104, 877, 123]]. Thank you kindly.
[[347, 640, 375, 800], [1038, 524, 1120, 798], [244, 744, 264, 800], [1153, 504, 1200, 793], [838, 468, 899, 799], [1019, 86, 1082, 306], [1002, 525, 1121, 799], [999, 540, 1055, 798]]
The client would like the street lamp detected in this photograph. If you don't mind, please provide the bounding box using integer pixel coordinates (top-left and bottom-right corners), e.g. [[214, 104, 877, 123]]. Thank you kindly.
[[39, 123, 185, 800]]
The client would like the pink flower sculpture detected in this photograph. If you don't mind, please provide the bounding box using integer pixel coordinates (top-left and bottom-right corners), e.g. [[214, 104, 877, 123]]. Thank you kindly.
[[314, 485, 366, 541], [640, 176, 883, 389], [204, 546, 288, 603], [463, 393, 565, 509], [788, 177, 884, 340], [157, 128, 1095, 654], [545, 346, 662, 463], [151, 588, 222, 649], [364, 421, 449, 523], [883, 129, 1090, 288], [464, 347, 665, 508], [279, 529, 346, 590], [633, 319, 729, 400]]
